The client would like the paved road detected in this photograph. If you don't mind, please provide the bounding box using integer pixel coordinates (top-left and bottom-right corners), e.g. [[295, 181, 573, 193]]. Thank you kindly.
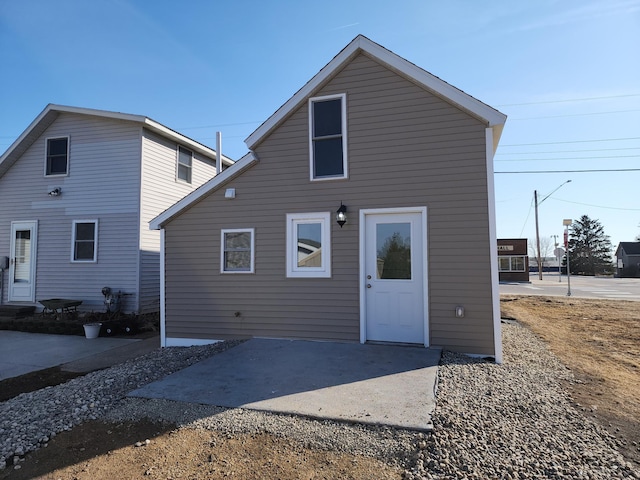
[[499, 273, 640, 301]]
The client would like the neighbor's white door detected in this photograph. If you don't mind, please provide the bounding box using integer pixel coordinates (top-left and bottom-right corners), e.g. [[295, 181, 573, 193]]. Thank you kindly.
[[364, 211, 425, 344], [9, 221, 38, 302]]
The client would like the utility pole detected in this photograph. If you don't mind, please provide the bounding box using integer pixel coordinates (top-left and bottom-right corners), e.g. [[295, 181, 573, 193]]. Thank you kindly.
[[535, 190, 542, 280], [534, 180, 572, 281]]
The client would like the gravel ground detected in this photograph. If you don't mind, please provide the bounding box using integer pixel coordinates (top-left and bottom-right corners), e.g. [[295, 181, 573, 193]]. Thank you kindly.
[[2, 324, 639, 479]]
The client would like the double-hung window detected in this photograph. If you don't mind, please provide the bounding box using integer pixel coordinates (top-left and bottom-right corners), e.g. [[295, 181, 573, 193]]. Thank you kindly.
[[72, 220, 98, 263], [177, 146, 193, 183], [45, 137, 69, 176], [221, 229, 255, 273], [309, 94, 347, 180], [286, 212, 331, 278]]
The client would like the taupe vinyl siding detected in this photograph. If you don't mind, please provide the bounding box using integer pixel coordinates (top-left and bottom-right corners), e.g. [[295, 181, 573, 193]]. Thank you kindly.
[[138, 131, 217, 313], [163, 53, 496, 355]]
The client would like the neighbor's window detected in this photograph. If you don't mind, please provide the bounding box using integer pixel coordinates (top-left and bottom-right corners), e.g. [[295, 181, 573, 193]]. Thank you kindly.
[[72, 220, 98, 262], [221, 228, 255, 273], [45, 137, 69, 176], [286, 212, 331, 278], [309, 94, 347, 180], [177, 146, 193, 183], [498, 256, 525, 272]]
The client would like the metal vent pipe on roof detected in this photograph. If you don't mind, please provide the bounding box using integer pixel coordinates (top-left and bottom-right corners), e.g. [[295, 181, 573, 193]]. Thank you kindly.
[[216, 131, 222, 175]]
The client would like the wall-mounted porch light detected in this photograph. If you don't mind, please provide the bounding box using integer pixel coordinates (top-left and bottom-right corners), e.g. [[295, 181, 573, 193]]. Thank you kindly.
[[336, 202, 347, 228], [455, 306, 465, 318], [48, 187, 62, 197]]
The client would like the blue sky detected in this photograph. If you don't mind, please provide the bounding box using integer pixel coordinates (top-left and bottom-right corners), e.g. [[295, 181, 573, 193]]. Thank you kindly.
[[1, 0, 639, 255]]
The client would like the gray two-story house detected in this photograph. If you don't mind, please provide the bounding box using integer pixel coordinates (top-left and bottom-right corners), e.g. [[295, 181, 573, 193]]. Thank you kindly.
[[0, 104, 232, 313]]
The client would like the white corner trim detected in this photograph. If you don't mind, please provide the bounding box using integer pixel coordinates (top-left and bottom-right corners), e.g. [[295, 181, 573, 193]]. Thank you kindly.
[[159, 228, 166, 348], [150, 152, 258, 230], [486, 127, 503, 364]]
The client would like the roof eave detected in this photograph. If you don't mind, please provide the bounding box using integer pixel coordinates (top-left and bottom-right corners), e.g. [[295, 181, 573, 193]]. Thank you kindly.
[[245, 35, 506, 150], [150, 151, 258, 230]]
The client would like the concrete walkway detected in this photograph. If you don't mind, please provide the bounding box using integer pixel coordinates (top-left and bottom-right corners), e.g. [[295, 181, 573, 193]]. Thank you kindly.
[[130, 338, 441, 431], [0, 330, 156, 380]]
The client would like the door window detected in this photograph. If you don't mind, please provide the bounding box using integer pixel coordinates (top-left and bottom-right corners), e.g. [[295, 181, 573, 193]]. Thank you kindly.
[[14, 230, 31, 283], [376, 222, 411, 279]]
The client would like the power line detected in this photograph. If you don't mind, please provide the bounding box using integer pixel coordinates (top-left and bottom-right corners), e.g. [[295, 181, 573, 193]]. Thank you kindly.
[[496, 155, 639, 162], [552, 197, 640, 211], [499, 169, 640, 174], [499, 137, 640, 147], [496, 93, 640, 107], [495, 147, 640, 155], [508, 109, 640, 121]]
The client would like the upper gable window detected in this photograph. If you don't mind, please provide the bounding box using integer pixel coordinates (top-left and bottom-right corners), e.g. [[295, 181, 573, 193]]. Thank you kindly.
[[177, 146, 193, 184], [45, 137, 69, 176], [309, 94, 347, 181]]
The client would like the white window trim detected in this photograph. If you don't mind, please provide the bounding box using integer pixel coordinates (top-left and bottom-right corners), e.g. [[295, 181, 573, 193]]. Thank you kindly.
[[308, 93, 348, 181], [220, 228, 255, 274], [176, 146, 193, 184], [286, 212, 331, 278], [71, 219, 98, 263], [44, 136, 70, 177]]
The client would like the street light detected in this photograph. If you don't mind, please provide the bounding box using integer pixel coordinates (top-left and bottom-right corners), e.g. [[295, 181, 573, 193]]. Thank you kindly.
[[534, 180, 572, 280]]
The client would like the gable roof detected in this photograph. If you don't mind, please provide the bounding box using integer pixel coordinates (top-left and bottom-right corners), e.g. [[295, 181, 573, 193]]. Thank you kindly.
[[151, 35, 508, 230], [0, 104, 234, 179], [616, 242, 640, 256], [246, 34, 507, 150]]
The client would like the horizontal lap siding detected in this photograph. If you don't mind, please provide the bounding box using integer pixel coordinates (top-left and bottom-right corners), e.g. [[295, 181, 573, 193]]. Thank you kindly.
[[164, 53, 495, 354], [139, 131, 217, 313], [0, 113, 141, 311]]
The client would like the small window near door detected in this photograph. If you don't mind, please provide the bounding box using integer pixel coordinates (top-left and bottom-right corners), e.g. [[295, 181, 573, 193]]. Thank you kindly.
[[72, 220, 98, 262], [286, 212, 331, 278], [45, 137, 69, 176], [221, 228, 255, 273], [177, 146, 193, 183]]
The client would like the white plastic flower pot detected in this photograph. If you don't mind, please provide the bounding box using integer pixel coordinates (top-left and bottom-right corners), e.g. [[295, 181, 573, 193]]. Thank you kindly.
[[83, 323, 102, 339]]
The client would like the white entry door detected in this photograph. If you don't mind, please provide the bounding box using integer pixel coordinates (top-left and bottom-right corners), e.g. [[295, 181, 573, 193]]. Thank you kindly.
[[363, 210, 426, 344], [9, 221, 38, 302]]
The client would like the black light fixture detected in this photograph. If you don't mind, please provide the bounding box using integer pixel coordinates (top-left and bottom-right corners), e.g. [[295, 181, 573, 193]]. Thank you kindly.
[[48, 187, 61, 197], [336, 202, 347, 228]]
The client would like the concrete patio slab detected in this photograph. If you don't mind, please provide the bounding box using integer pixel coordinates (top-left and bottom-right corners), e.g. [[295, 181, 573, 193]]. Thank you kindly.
[[129, 338, 441, 431], [0, 330, 140, 380]]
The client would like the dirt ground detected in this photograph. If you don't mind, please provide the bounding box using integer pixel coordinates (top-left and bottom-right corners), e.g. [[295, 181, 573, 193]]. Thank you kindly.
[[501, 295, 640, 468], [1, 295, 638, 478]]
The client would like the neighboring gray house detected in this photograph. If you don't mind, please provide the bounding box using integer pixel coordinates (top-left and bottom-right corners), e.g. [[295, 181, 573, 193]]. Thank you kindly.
[[0, 104, 232, 313], [151, 35, 507, 361], [615, 242, 640, 277]]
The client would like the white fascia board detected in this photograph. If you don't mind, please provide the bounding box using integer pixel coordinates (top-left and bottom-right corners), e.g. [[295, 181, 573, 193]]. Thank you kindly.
[[149, 151, 258, 230], [142, 119, 234, 166], [52, 105, 234, 166], [245, 35, 506, 149]]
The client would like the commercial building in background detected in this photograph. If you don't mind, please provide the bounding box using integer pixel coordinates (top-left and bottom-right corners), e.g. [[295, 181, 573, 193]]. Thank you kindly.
[[497, 238, 529, 282]]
